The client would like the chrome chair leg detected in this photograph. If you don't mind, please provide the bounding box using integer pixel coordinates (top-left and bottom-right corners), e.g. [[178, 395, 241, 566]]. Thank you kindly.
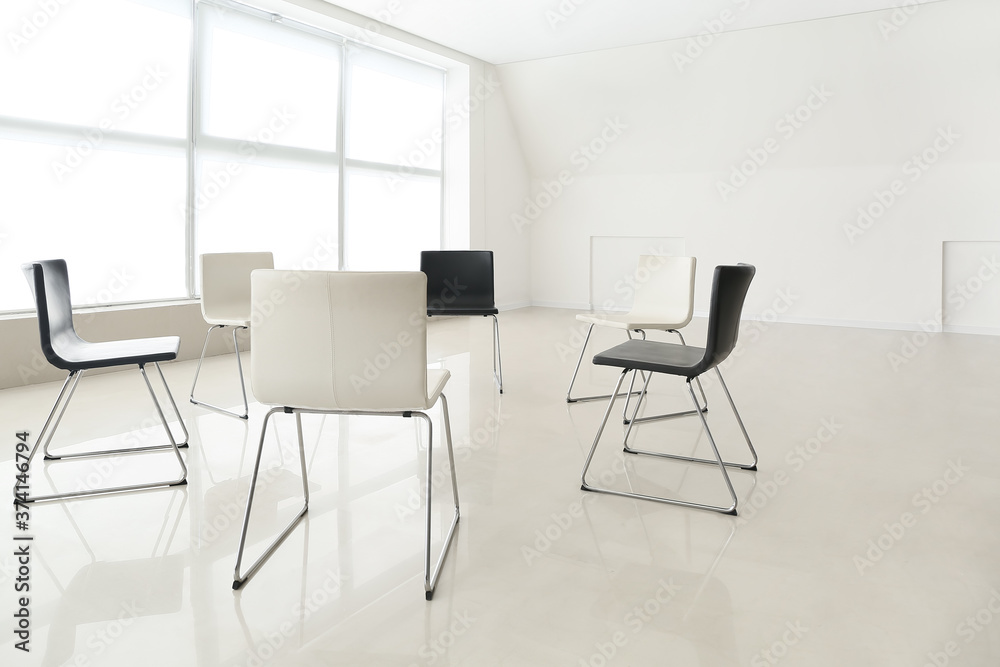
[[421, 393, 461, 600], [622, 368, 756, 471], [581, 369, 748, 515], [190, 324, 250, 420], [233, 408, 310, 590], [17, 363, 189, 504], [491, 314, 503, 394], [567, 324, 645, 404], [233, 401, 461, 599]]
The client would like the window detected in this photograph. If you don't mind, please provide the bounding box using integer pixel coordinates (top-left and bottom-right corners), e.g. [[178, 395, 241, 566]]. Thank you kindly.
[[0, 0, 191, 311], [0, 0, 447, 313], [194, 2, 342, 288]]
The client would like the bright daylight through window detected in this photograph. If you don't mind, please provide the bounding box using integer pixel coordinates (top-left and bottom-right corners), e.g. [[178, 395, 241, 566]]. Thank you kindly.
[[0, 0, 446, 312]]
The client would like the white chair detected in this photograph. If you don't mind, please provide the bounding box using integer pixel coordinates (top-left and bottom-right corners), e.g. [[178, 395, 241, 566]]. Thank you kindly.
[[190, 252, 274, 420], [232, 270, 461, 600], [566, 255, 706, 423]]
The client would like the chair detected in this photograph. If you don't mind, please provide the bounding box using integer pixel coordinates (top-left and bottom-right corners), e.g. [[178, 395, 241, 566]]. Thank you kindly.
[[580, 264, 758, 515], [190, 252, 274, 420], [232, 270, 460, 600], [566, 255, 707, 424], [16, 260, 188, 503], [420, 250, 503, 393]]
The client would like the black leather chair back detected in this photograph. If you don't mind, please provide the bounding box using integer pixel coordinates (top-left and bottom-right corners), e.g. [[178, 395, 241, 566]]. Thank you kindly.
[[420, 250, 497, 315], [698, 263, 755, 375], [22, 259, 84, 370]]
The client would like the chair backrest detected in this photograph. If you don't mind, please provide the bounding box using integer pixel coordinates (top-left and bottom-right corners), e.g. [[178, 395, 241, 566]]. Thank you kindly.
[[420, 250, 495, 312], [695, 264, 756, 375], [250, 270, 432, 411], [22, 259, 85, 370], [629, 255, 696, 327], [200, 252, 274, 321]]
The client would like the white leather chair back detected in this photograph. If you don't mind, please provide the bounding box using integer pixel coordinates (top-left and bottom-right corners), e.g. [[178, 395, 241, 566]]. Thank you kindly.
[[629, 255, 696, 328], [201, 252, 274, 324], [250, 270, 431, 411]]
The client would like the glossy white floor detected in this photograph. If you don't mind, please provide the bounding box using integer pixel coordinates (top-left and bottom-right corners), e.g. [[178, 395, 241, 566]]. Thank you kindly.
[[2, 307, 1000, 666]]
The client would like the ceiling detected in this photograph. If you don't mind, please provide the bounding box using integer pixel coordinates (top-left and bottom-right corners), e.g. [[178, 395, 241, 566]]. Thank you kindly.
[[321, 0, 947, 64]]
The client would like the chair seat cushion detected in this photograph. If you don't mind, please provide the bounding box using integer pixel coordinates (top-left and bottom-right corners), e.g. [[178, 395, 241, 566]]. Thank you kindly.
[[576, 311, 688, 330], [428, 307, 498, 316], [53, 335, 181, 370], [593, 339, 706, 377]]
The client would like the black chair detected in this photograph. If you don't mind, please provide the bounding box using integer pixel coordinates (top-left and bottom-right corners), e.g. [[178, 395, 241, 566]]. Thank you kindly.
[[16, 260, 188, 503], [420, 250, 503, 393], [580, 264, 758, 515]]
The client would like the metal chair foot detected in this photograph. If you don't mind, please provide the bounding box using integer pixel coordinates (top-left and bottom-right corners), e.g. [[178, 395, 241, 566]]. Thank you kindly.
[[232, 580, 242, 591], [425, 590, 433, 601]]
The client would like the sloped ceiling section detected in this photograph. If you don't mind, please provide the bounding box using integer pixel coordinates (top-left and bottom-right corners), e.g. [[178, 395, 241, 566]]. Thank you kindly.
[[321, 0, 947, 64]]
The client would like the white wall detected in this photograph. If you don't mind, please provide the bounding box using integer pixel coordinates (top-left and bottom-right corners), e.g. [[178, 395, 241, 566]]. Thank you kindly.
[[497, 0, 1000, 330], [483, 64, 532, 309]]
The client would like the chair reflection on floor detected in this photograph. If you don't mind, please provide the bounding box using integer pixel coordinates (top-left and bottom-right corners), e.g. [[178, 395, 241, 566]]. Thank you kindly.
[[39, 490, 187, 667]]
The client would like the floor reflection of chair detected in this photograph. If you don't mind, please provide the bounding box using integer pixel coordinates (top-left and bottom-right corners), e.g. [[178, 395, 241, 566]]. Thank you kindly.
[[580, 489, 740, 664], [39, 491, 187, 667]]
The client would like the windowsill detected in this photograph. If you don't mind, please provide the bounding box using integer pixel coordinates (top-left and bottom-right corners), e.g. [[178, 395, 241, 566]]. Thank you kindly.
[[0, 299, 200, 322]]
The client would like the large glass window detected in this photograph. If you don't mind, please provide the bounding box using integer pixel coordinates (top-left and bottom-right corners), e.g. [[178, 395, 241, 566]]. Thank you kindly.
[[0, 0, 191, 311], [0, 0, 447, 313], [194, 3, 343, 289]]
